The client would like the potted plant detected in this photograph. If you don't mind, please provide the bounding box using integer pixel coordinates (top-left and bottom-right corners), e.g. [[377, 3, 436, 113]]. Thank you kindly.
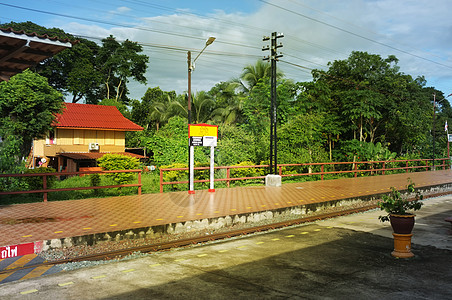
[[378, 179, 423, 258]]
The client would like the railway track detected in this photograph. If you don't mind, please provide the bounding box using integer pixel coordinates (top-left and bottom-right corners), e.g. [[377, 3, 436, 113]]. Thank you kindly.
[[1, 190, 450, 283]]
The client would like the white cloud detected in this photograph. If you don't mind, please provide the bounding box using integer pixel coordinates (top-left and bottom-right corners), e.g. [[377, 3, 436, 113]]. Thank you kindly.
[[61, 0, 452, 99], [115, 6, 132, 13]]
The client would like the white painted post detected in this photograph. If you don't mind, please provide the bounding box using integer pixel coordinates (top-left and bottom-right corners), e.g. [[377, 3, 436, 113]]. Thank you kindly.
[[209, 145, 215, 192], [189, 145, 195, 194]]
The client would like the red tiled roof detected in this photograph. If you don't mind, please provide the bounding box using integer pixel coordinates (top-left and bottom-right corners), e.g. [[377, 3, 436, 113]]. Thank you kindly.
[[53, 103, 143, 131]]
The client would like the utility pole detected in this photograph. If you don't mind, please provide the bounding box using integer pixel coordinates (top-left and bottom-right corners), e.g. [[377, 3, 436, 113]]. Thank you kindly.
[[187, 51, 192, 124], [263, 32, 283, 175], [433, 93, 436, 170]]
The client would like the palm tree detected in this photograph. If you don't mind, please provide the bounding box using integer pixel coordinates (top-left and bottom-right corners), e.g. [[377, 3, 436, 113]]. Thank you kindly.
[[149, 93, 172, 131], [209, 81, 245, 125], [192, 91, 215, 124], [240, 60, 284, 92], [168, 91, 215, 124]]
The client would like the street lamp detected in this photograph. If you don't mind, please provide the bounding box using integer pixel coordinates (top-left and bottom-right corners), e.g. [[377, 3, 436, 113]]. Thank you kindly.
[[187, 37, 215, 193], [187, 37, 215, 124]]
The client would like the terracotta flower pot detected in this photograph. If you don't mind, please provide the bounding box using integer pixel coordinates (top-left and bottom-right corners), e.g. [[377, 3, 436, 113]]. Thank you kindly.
[[390, 214, 415, 234]]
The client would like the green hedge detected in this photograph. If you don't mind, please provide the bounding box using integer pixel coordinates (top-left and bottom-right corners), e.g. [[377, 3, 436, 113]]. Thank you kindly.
[[23, 167, 56, 190]]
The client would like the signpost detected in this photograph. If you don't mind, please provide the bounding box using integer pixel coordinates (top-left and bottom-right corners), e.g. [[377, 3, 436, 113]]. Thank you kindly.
[[188, 123, 218, 194]]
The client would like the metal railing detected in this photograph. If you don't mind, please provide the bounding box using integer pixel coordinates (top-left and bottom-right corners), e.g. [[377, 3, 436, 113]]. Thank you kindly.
[[0, 169, 142, 202], [159, 158, 449, 193]]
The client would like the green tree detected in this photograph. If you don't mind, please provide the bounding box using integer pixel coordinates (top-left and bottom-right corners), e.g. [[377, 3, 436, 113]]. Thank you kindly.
[[278, 113, 328, 165], [240, 60, 283, 92], [0, 70, 63, 162], [311, 51, 435, 156], [314, 52, 393, 143], [97, 36, 149, 103], [1, 22, 149, 104], [216, 125, 256, 165], [295, 81, 343, 161], [209, 81, 245, 125], [142, 116, 187, 166], [131, 87, 176, 131], [166, 91, 216, 124]]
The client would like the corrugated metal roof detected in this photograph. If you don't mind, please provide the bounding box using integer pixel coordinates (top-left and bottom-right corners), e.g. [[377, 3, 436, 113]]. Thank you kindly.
[[53, 103, 143, 131], [0, 27, 76, 81]]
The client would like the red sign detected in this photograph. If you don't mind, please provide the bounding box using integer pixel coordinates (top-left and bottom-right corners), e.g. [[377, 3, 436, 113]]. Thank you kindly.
[[0, 243, 35, 259]]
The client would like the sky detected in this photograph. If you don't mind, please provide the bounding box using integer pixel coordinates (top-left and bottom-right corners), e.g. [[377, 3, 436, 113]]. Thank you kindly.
[[1, 0, 451, 103]]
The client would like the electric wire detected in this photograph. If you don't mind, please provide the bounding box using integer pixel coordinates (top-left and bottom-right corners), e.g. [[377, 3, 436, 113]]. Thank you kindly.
[[259, 0, 452, 70], [1, 1, 449, 98], [0, 2, 261, 52], [286, 0, 448, 63]]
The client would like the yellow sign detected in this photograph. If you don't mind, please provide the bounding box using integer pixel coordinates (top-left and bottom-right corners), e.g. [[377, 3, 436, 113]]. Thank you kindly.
[[189, 124, 218, 137]]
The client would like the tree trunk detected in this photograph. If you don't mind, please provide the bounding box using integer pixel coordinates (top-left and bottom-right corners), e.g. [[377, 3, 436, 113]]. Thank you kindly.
[[115, 78, 123, 101], [328, 134, 332, 161], [105, 82, 110, 99], [359, 115, 363, 142]]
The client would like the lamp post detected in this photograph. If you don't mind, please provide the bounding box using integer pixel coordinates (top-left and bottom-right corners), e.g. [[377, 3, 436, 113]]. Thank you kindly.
[[187, 37, 215, 124], [187, 37, 215, 193]]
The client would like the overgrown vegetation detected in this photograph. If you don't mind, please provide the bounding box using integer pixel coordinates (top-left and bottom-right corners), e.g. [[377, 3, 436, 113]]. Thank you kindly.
[[1, 22, 451, 203]]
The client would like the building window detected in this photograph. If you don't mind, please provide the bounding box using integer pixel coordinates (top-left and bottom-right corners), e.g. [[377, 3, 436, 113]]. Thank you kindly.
[[46, 130, 56, 145]]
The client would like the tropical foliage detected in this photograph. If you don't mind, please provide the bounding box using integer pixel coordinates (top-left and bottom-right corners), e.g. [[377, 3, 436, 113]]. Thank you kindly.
[[1, 21, 451, 178], [0, 70, 63, 172], [97, 154, 140, 187]]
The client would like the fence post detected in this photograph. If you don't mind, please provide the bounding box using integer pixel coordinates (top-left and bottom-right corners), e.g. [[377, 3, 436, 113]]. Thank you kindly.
[[443, 159, 446, 170], [43, 174, 47, 202], [382, 162, 386, 175], [354, 163, 358, 178], [321, 164, 324, 180], [159, 168, 163, 193], [227, 167, 230, 188], [138, 171, 142, 195], [279, 165, 282, 176], [406, 161, 409, 173]]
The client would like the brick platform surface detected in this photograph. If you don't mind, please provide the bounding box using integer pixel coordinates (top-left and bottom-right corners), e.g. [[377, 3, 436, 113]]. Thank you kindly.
[[1, 170, 451, 247]]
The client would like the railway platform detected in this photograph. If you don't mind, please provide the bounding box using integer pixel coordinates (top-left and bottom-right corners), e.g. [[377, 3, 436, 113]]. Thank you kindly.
[[1, 170, 452, 254]]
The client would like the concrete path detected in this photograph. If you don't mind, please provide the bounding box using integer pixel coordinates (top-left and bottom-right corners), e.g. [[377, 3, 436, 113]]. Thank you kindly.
[[1, 195, 450, 299]]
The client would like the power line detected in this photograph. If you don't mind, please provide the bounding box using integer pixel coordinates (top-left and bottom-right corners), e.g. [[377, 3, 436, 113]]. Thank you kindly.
[[259, 0, 452, 70], [0, 2, 261, 52], [286, 0, 448, 63]]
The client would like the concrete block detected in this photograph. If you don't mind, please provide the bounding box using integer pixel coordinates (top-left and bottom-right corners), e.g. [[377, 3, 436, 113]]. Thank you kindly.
[[265, 174, 282, 187]]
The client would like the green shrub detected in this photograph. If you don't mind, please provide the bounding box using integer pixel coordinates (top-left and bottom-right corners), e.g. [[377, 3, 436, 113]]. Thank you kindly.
[[23, 167, 56, 190], [90, 174, 102, 196], [160, 163, 187, 191], [194, 162, 211, 189], [230, 161, 264, 179], [97, 154, 140, 186]]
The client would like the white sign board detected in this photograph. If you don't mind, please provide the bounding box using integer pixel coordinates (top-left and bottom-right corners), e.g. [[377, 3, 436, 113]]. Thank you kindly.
[[203, 136, 217, 147], [449, 134, 452, 142]]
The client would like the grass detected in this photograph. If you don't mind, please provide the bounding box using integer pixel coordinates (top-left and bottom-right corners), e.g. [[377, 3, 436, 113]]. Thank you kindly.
[[0, 172, 161, 205]]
